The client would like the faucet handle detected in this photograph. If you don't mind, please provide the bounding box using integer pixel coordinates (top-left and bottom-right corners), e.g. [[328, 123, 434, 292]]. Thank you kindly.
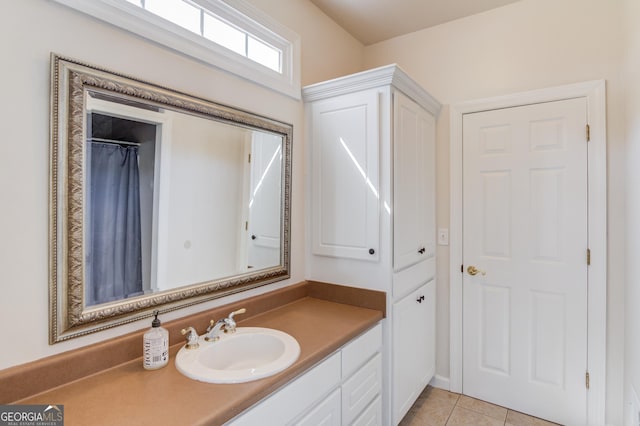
[[206, 319, 216, 333], [225, 308, 246, 333], [181, 326, 199, 349], [228, 308, 246, 320]]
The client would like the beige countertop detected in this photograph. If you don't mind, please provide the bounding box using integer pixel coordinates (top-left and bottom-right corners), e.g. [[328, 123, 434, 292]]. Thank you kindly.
[[14, 291, 383, 425]]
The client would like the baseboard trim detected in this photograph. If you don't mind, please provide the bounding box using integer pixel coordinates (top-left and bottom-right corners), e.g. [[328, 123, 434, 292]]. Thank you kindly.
[[429, 375, 450, 391]]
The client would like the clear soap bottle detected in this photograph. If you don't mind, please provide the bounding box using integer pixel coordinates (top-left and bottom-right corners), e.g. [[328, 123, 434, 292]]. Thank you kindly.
[[143, 310, 169, 370]]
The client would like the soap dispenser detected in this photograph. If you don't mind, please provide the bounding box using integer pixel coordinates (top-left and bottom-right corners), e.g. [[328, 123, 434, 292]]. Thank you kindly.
[[143, 310, 169, 370]]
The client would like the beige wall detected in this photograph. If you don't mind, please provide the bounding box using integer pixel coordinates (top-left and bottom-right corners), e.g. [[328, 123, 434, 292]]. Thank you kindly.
[[363, 1, 627, 423], [164, 115, 245, 288], [0, 0, 363, 370], [624, 0, 640, 423], [246, 0, 364, 85]]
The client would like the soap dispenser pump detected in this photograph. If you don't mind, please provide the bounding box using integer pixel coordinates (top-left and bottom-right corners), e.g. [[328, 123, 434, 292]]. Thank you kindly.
[[143, 310, 169, 370]]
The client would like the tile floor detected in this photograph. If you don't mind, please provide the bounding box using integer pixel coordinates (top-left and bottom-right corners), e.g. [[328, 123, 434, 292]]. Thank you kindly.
[[399, 386, 560, 426]]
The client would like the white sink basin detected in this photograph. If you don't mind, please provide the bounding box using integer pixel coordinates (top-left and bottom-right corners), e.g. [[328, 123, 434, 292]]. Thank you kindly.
[[175, 327, 300, 384]]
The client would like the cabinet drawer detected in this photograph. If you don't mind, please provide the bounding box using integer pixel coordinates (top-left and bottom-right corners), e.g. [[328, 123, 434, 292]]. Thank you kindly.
[[342, 353, 382, 425], [351, 395, 382, 426], [392, 257, 435, 301], [342, 323, 382, 378], [228, 352, 341, 426], [293, 388, 341, 426]]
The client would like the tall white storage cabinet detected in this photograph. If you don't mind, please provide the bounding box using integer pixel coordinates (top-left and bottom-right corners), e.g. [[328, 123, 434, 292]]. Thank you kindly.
[[303, 65, 440, 425]]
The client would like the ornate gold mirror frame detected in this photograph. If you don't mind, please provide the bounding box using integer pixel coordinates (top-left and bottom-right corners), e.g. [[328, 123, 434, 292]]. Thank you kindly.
[[50, 54, 292, 343]]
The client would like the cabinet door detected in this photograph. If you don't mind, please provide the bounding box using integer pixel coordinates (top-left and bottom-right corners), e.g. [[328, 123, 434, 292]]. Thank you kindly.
[[392, 279, 436, 424], [293, 389, 341, 426], [228, 353, 341, 426], [310, 90, 380, 261], [393, 92, 436, 271], [342, 353, 382, 425]]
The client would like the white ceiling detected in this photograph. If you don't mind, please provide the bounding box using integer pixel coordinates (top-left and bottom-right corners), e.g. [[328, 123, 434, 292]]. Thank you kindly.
[[310, 0, 522, 45]]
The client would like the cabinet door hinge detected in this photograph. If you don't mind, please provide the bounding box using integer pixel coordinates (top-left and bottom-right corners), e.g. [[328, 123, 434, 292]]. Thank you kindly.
[[586, 371, 590, 389], [586, 124, 590, 142], [587, 248, 591, 265], [461, 264, 464, 273], [245, 221, 248, 231], [248, 153, 251, 163]]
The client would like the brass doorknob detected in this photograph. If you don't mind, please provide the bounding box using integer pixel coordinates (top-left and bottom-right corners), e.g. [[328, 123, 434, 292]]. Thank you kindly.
[[467, 265, 486, 276]]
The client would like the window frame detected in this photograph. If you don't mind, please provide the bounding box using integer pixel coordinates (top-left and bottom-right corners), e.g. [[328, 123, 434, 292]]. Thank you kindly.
[[52, 0, 301, 99]]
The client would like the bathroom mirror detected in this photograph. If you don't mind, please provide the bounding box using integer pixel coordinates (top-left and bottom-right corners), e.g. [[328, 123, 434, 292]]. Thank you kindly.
[[49, 55, 292, 343]]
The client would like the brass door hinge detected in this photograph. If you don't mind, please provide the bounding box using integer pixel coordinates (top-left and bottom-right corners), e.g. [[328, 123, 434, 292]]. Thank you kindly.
[[586, 371, 590, 389], [587, 248, 591, 265], [586, 124, 591, 142]]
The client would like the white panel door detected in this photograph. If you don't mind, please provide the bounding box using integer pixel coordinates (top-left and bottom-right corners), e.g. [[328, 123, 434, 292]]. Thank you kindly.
[[311, 91, 380, 261], [393, 92, 436, 271], [462, 98, 588, 425], [247, 131, 282, 270]]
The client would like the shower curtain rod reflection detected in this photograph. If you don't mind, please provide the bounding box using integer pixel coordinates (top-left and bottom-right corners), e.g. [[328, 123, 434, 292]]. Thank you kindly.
[[88, 137, 141, 146]]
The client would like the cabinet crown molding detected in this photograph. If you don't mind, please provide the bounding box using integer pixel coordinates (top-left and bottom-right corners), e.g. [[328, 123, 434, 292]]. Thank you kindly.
[[302, 64, 441, 116]]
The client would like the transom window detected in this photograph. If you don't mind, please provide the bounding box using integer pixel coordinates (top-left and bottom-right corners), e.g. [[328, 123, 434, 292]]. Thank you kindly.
[[125, 0, 281, 73], [52, 0, 301, 98]]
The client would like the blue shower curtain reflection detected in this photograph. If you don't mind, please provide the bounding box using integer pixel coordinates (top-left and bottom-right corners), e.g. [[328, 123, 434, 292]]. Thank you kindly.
[[86, 141, 143, 306]]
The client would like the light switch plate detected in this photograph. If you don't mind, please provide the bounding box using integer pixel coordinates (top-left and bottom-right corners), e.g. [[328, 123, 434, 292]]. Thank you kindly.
[[437, 228, 449, 246]]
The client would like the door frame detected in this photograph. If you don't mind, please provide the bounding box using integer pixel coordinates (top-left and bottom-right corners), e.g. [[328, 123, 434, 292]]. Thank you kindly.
[[449, 80, 607, 424]]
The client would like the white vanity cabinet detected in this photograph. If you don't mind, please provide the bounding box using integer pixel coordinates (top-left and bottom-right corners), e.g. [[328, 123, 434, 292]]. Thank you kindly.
[[303, 65, 441, 425], [227, 323, 382, 426]]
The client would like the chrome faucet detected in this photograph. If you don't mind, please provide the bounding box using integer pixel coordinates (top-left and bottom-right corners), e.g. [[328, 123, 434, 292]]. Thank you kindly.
[[205, 308, 246, 342], [180, 326, 200, 349]]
